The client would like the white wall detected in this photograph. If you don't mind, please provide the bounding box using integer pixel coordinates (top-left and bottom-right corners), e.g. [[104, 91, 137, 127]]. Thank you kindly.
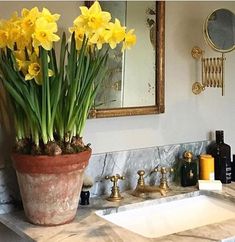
[[84, 1, 235, 154]]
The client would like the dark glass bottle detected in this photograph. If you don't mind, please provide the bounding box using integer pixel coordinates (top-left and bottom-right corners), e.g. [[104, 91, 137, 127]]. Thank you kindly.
[[232, 154, 235, 182], [181, 151, 198, 187], [208, 130, 231, 184], [79, 191, 90, 205]]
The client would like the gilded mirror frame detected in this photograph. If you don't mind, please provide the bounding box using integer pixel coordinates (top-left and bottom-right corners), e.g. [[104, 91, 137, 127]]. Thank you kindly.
[[85, 1, 165, 118]]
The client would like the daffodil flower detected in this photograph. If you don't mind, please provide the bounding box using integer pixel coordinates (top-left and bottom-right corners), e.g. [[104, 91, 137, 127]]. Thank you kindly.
[[0, 27, 8, 48], [89, 29, 108, 50], [33, 17, 60, 50], [25, 62, 54, 85], [14, 50, 28, 74], [69, 26, 86, 50], [105, 19, 126, 49], [25, 62, 41, 81], [41, 8, 60, 23], [21, 7, 40, 36], [73, 1, 111, 36], [122, 29, 136, 51]]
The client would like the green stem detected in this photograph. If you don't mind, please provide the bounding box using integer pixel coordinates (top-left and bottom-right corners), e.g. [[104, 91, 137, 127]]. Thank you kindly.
[[33, 128, 39, 147], [40, 47, 49, 144]]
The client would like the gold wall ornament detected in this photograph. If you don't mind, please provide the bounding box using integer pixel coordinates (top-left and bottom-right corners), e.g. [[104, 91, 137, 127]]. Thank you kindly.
[[192, 82, 204, 95], [191, 46, 225, 96], [191, 46, 203, 59]]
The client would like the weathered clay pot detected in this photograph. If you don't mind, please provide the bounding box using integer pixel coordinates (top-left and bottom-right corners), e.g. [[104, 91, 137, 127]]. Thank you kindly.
[[12, 148, 91, 226]]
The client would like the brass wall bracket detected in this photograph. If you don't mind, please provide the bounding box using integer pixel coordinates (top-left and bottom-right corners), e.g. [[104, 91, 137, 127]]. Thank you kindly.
[[105, 174, 125, 202], [191, 46, 225, 96]]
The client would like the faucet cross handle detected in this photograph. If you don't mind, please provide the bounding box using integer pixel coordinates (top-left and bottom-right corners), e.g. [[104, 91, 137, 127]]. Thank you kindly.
[[153, 166, 174, 174], [105, 174, 125, 202], [153, 166, 174, 191], [105, 174, 125, 183]]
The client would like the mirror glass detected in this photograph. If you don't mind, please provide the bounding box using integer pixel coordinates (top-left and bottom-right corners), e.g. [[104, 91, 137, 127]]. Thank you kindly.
[[85, 1, 165, 118], [204, 8, 235, 52], [94, 1, 156, 109]]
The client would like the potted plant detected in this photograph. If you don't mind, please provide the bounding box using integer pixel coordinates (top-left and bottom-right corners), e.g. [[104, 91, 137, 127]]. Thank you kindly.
[[0, 1, 136, 225]]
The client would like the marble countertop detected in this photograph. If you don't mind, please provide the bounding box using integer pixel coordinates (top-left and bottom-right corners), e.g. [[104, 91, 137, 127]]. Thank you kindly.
[[0, 184, 235, 242]]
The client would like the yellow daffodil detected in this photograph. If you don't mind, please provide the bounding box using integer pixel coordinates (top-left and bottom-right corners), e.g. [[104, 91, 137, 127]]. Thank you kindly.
[[41, 8, 60, 23], [122, 29, 136, 51], [0, 20, 8, 48], [21, 7, 39, 35], [105, 19, 126, 49], [72, 27, 85, 50], [25, 62, 41, 82], [89, 29, 108, 50], [14, 50, 28, 74], [7, 25, 22, 49], [73, 1, 111, 36], [33, 17, 60, 50], [24, 51, 53, 84], [25, 63, 53, 85], [0, 18, 21, 49]]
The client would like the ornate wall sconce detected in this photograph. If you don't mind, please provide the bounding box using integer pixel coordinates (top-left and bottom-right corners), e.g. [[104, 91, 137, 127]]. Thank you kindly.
[[192, 8, 235, 96], [191, 46, 225, 96]]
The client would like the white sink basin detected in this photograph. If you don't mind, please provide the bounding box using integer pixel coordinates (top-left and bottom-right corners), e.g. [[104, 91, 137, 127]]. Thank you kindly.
[[96, 195, 235, 238]]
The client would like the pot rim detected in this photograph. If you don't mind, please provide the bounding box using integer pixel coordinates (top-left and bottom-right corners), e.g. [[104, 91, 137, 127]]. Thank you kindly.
[[12, 148, 92, 174]]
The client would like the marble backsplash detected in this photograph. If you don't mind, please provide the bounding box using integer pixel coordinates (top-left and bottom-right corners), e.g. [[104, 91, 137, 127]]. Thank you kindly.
[[85, 140, 210, 197], [0, 140, 210, 214]]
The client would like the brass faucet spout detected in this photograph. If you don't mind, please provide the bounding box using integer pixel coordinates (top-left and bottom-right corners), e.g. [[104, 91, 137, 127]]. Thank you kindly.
[[132, 170, 166, 198]]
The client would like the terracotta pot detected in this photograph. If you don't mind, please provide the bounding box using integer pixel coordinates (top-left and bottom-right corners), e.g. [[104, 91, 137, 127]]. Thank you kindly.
[[12, 148, 91, 226]]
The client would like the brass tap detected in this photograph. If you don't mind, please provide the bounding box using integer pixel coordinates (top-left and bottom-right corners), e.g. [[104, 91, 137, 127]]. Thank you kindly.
[[105, 174, 125, 202], [132, 170, 165, 198], [153, 166, 174, 191]]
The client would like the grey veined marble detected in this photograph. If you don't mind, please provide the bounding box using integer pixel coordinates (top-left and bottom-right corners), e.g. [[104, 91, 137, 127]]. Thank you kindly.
[[85, 140, 210, 197], [0, 164, 21, 214]]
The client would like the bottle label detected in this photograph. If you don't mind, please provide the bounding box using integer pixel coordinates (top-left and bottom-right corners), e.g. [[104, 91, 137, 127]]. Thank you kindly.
[[226, 167, 232, 181], [226, 167, 231, 172]]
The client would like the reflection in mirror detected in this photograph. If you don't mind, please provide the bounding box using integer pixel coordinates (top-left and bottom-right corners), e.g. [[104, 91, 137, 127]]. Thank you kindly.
[[85, 1, 165, 118], [95, 1, 156, 109], [204, 8, 235, 53]]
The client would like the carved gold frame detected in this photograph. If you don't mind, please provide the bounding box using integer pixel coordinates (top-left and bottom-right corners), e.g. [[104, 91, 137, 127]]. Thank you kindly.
[[85, 1, 165, 118]]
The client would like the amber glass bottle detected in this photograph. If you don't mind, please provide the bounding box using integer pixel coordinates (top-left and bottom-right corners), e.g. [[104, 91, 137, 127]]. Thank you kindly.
[[208, 130, 231, 184]]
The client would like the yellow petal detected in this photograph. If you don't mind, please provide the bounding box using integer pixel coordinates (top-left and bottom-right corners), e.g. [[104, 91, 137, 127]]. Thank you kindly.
[[80, 6, 89, 16], [35, 76, 42, 85], [41, 41, 52, 50], [109, 41, 116, 49], [42, 8, 60, 22], [21, 8, 29, 17], [97, 42, 102, 50], [89, 1, 102, 14], [25, 73, 33, 80], [51, 33, 60, 42], [48, 69, 54, 77]]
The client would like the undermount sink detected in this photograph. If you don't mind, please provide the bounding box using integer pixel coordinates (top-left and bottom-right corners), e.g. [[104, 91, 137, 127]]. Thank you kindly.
[[96, 194, 235, 238]]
